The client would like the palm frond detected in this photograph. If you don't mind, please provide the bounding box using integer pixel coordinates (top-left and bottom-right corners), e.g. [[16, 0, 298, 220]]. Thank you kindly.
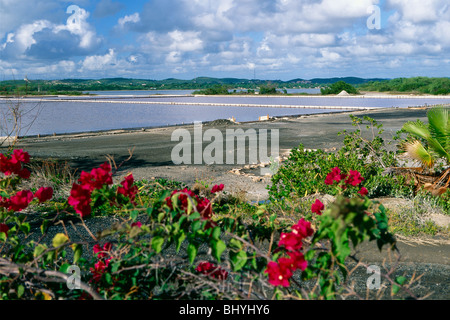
[[401, 140, 434, 168], [401, 120, 431, 140], [427, 106, 450, 159]]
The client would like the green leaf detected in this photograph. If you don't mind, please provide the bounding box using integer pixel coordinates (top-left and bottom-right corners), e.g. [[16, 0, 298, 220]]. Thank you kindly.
[[304, 249, 316, 261], [130, 210, 139, 221], [33, 244, 48, 258], [17, 285, 25, 298], [175, 232, 186, 253], [19, 222, 30, 235], [228, 238, 243, 250], [0, 232, 6, 242], [151, 236, 164, 253], [52, 233, 69, 248], [71, 244, 82, 264], [211, 227, 221, 240], [187, 243, 198, 264], [211, 239, 226, 262], [59, 263, 71, 274], [230, 250, 247, 272], [40, 219, 50, 235], [392, 275, 408, 295]]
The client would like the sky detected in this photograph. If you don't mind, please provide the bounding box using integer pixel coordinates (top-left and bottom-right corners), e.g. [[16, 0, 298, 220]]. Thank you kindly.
[[0, 0, 449, 81]]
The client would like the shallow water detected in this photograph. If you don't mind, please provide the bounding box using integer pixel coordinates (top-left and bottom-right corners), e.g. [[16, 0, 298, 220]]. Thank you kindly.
[[0, 93, 448, 136]]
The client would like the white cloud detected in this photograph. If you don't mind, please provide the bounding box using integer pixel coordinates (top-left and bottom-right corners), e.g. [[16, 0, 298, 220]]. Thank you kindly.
[[118, 13, 140, 29], [80, 49, 116, 71]]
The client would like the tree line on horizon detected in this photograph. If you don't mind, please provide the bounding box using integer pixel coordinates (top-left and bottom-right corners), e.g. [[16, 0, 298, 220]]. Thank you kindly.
[[0, 76, 448, 95]]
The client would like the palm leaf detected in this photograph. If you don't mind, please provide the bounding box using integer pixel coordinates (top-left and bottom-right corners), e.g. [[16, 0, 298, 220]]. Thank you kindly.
[[401, 140, 434, 168], [402, 120, 431, 140], [427, 106, 450, 161]]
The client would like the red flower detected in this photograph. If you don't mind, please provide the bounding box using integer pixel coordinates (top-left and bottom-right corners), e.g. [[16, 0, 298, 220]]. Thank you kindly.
[[131, 221, 142, 228], [0, 223, 9, 237], [93, 242, 112, 259], [197, 197, 212, 219], [311, 199, 324, 215], [345, 170, 364, 187], [8, 190, 34, 212], [278, 232, 303, 251], [324, 167, 344, 185], [34, 187, 53, 203], [358, 187, 369, 196], [117, 174, 138, 203], [286, 251, 307, 271], [196, 261, 228, 280], [265, 261, 293, 287], [68, 183, 92, 217], [211, 184, 224, 194], [11, 149, 30, 164], [291, 218, 314, 239], [0, 150, 31, 178], [89, 258, 111, 283]]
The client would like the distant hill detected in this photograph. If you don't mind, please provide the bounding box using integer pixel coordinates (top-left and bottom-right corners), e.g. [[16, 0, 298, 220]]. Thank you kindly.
[[307, 77, 389, 85]]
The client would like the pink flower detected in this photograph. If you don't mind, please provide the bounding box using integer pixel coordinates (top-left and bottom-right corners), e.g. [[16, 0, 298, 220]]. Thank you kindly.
[[324, 167, 344, 185], [311, 199, 324, 215], [34, 187, 53, 203], [211, 184, 224, 194], [8, 190, 34, 212], [358, 187, 369, 196]]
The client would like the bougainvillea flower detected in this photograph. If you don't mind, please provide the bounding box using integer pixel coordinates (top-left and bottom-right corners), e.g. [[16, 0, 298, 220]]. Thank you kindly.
[[68, 183, 92, 217], [131, 221, 142, 228], [0, 150, 31, 177], [8, 190, 34, 212], [211, 184, 224, 194], [265, 261, 293, 287], [345, 170, 365, 186], [34, 187, 53, 203], [11, 149, 30, 164], [0, 223, 9, 237], [311, 199, 324, 215], [278, 232, 303, 251], [286, 251, 308, 271], [358, 187, 369, 196], [324, 167, 344, 185], [197, 197, 212, 220], [117, 174, 138, 204], [93, 242, 112, 259], [89, 258, 111, 283], [196, 261, 228, 280], [291, 218, 314, 239]]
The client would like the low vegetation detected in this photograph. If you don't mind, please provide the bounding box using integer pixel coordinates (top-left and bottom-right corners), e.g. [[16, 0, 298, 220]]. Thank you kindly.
[[0, 107, 448, 300]]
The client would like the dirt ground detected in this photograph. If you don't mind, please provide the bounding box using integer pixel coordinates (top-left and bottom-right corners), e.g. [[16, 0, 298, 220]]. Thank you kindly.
[[8, 106, 450, 299]]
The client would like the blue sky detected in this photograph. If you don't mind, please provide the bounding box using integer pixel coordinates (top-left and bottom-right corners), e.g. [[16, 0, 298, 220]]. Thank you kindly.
[[1, 0, 449, 80]]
